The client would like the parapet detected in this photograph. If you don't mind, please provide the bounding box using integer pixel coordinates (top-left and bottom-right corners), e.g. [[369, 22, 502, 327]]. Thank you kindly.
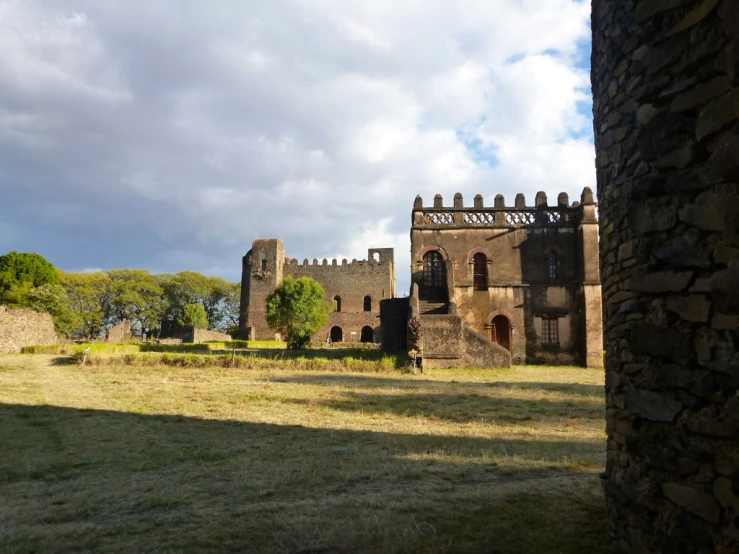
[[284, 247, 394, 272], [411, 188, 596, 228]]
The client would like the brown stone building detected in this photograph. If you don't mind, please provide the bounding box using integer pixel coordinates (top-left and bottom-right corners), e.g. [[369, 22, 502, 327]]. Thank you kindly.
[[239, 239, 396, 343], [407, 189, 603, 367]]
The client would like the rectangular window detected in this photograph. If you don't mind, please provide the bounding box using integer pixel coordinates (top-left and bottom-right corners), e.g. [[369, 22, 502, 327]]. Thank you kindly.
[[541, 317, 559, 345]]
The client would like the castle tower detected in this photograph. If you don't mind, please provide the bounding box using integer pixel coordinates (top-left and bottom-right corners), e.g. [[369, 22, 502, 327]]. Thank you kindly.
[[593, 1, 739, 551], [239, 239, 285, 340]]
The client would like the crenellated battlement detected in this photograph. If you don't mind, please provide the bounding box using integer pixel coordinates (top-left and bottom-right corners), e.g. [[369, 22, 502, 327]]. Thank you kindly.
[[284, 256, 391, 272], [412, 188, 596, 229]]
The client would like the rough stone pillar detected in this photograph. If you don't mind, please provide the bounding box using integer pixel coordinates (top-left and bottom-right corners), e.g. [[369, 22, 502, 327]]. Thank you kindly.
[[593, 1, 739, 552], [578, 188, 604, 368]]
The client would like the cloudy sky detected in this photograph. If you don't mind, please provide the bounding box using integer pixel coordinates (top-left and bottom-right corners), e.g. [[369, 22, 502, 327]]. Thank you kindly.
[[0, 0, 593, 292]]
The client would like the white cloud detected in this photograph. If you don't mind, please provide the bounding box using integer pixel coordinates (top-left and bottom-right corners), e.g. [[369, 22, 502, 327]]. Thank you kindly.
[[0, 0, 594, 291]]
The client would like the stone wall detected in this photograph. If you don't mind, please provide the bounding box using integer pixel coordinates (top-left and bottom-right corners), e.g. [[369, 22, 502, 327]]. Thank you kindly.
[[106, 320, 131, 343], [0, 306, 57, 352], [183, 327, 232, 344], [420, 314, 511, 369], [593, 0, 739, 552], [239, 239, 396, 343]]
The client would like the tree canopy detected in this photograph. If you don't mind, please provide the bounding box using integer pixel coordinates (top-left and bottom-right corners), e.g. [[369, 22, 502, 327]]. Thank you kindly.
[[0, 250, 240, 339], [0, 252, 57, 298], [178, 303, 209, 329], [265, 276, 329, 349]]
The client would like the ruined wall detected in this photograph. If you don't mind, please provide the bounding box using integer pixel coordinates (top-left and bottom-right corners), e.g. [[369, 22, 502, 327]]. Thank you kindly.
[[0, 306, 57, 352], [106, 320, 131, 343], [239, 240, 396, 342], [410, 192, 601, 366], [593, 0, 739, 552], [183, 327, 232, 344], [420, 314, 511, 369]]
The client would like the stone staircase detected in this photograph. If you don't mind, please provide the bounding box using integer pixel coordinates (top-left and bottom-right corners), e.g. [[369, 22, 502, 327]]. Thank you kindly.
[[418, 300, 449, 315]]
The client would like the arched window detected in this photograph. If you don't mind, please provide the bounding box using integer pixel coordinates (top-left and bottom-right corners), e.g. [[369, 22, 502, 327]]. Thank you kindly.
[[422, 251, 445, 291], [333, 296, 341, 312], [363, 295, 372, 312], [473, 253, 488, 291], [360, 326, 373, 343], [548, 252, 558, 280], [261, 259, 267, 271]]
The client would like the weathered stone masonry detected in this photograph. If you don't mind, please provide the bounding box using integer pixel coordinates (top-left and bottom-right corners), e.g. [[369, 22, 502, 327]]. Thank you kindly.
[[239, 239, 396, 343], [0, 306, 57, 352], [409, 191, 602, 367], [593, 0, 739, 552]]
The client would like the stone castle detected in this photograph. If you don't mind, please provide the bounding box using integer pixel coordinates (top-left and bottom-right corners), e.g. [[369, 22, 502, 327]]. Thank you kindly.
[[239, 240, 396, 344], [403, 188, 602, 368], [238, 187, 602, 369]]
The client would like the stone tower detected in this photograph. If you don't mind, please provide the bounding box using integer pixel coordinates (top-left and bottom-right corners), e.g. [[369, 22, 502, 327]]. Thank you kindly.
[[239, 239, 285, 340], [593, 1, 739, 552]]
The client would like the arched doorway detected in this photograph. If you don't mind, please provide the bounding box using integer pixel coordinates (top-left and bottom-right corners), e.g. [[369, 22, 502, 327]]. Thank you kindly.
[[490, 315, 512, 352], [422, 251, 446, 298], [330, 326, 343, 343], [360, 326, 373, 343]]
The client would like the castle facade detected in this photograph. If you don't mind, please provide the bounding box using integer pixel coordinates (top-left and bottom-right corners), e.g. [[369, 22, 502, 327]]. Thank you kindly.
[[238, 239, 396, 344], [402, 188, 602, 367], [238, 188, 602, 368]]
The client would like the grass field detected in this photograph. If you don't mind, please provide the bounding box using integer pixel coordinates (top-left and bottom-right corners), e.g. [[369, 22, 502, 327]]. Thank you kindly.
[[0, 354, 612, 553]]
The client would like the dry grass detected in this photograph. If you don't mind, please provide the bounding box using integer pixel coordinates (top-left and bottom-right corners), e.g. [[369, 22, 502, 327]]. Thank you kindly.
[[0, 354, 612, 553]]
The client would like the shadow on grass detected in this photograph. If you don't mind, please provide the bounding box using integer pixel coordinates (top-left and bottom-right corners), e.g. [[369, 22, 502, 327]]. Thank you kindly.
[[265, 374, 604, 397], [0, 402, 610, 554], [50, 356, 80, 366], [286, 391, 604, 424]]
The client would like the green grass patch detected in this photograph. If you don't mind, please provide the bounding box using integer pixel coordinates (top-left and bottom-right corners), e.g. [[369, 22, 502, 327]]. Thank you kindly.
[[0, 355, 610, 553], [84, 351, 400, 373], [21, 343, 140, 355]]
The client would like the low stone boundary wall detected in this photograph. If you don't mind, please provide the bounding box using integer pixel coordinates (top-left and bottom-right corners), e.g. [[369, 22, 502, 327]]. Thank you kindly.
[[182, 327, 232, 343], [0, 306, 57, 353]]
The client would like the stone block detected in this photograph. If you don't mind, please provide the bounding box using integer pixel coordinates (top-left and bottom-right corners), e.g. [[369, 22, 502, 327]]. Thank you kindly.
[[662, 482, 720, 523], [629, 322, 693, 364], [632, 204, 677, 233], [636, 0, 682, 23], [654, 235, 712, 267], [708, 135, 739, 182], [696, 90, 739, 141], [678, 191, 725, 231], [671, 76, 731, 112], [628, 271, 693, 293], [666, 295, 712, 322], [626, 387, 683, 421], [666, 0, 721, 37]]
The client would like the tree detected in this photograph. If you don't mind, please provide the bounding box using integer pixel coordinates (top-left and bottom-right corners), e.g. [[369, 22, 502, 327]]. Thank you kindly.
[[265, 277, 329, 349], [0, 251, 57, 300], [221, 282, 242, 337], [106, 269, 168, 336], [27, 284, 80, 337], [178, 303, 209, 329], [160, 272, 233, 331], [60, 271, 111, 339]]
